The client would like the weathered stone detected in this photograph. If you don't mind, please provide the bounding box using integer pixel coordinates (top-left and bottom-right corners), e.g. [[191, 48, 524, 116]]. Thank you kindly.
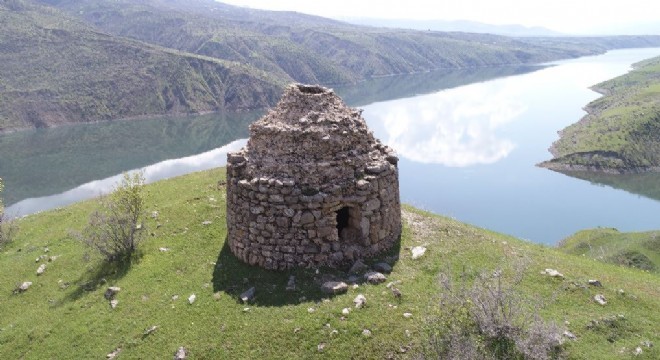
[[174, 346, 187, 360], [543, 269, 564, 278], [588, 279, 602, 287], [188, 294, 196, 304], [364, 271, 387, 284], [411, 246, 426, 259], [321, 281, 348, 295], [16, 281, 32, 293], [226, 84, 401, 271], [353, 294, 367, 308], [110, 299, 119, 309], [594, 294, 607, 305], [373, 262, 392, 273], [36, 264, 47, 275], [349, 259, 369, 274], [240, 287, 256, 303], [104, 286, 121, 300]]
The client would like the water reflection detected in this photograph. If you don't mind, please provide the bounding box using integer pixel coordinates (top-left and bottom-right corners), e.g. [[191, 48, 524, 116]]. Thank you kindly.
[[551, 170, 660, 202], [0, 111, 261, 206], [365, 81, 526, 166], [7, 140, 246, 218]]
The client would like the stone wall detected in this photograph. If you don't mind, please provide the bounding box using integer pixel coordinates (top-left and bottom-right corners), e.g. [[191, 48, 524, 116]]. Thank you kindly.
[[226, 84, 401, 270]]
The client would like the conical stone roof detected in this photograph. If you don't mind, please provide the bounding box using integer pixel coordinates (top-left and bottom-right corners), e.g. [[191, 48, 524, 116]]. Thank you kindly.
[[234, 83, 394, 186]]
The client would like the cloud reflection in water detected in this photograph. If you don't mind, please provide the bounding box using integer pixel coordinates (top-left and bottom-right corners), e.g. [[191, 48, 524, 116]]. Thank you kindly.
[[7, 139, 247, 218], [366, 81, 527, 166]]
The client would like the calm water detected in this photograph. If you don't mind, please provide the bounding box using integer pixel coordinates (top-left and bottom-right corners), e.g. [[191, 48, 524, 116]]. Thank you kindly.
[[3, 48, 660, 244]]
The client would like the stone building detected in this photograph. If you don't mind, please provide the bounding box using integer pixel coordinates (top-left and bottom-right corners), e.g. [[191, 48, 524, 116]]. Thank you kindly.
[[226, 84, 401, 270]]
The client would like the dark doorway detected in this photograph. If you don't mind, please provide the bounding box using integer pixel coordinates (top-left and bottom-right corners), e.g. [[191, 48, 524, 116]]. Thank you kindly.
[[336, 206, 350, 233]]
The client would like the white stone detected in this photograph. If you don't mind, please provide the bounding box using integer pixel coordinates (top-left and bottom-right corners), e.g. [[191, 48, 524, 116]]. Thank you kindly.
[[362, 329, 372, 337], [188, 294, 196, 304], [594, 294, 607, 305], [174, 346, 187, 360], [342, 308, 350, 315], [110, 299, 119, 309], [544, 269, 564, 278], [403, 312, 412, 318], [411, 246, 426, 259], [36, 264, 46, 275], [364, 271, 387, 284], [353, 294, 367, 308]]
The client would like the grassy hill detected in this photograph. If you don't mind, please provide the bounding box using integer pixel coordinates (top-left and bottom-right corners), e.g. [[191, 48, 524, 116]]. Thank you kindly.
[[0, 168, 658, 358], [540, 55, 660, 173], [0, 0, 282, 132], [559, 228, 660, 273]]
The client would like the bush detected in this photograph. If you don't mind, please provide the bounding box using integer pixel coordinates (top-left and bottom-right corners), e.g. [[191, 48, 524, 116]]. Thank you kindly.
[[423, 269, 565, 360], [0, 178, 18, 248], [77, 172, 146, 262]]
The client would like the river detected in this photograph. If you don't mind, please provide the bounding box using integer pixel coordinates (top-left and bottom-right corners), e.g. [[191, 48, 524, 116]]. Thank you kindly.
[[2, 48, 660, 244]]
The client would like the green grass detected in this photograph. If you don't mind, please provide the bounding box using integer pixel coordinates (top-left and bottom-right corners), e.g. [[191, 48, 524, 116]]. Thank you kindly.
[[542, 55, 660, 172], [559, 228, 660, 273], [0, 168, 658, 358]]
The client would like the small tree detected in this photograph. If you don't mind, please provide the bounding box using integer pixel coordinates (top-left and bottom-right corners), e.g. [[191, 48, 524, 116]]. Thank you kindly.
[[78, 172, 146, 262]]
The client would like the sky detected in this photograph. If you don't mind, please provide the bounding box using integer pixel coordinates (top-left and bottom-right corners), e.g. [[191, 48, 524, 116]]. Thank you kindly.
[[218, 0, 660, 34]]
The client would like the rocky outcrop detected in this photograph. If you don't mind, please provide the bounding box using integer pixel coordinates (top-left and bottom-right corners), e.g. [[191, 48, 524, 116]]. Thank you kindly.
[[226, 84, 401, 270]]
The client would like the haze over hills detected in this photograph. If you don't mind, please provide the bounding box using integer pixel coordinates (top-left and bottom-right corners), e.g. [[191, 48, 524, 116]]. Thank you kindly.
[[342, 17, 563, 37], [2, 0, 660, 132]]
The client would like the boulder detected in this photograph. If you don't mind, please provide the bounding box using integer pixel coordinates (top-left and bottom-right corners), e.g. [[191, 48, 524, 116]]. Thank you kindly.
[[411, 246, 426, 259], [364, 271, 387, 284]]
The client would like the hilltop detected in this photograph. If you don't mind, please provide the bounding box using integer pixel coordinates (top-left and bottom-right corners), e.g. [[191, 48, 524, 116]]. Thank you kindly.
[[540, 55, 660, 173], [0, 168, 657, 358]]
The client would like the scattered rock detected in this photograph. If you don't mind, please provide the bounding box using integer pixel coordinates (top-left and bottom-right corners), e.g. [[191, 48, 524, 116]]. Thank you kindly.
[[386, 281, 401, 288], [588, 279, 602, 287], [594, 294, 607, 305], [143, 325, 158, 336], [563, 330, 577, 340], [317, 343, 326, 352], [172, 295, 179, 301], [403, 312, 412, 318], [641, 340, 653, 348], [618, 289, 625, 295], [110, 299, 119, 309], [353, 294, 367, 308], [286, 276, 296, 291], [307, 307, 315, 313], [364, 271, 387, 284], [411, 246, 426, 259], [36, 264, 47, 275], [48, 255, 58, 262], [293, 327, 301, 333], [242, 307, 250, 312], [188, 294, 196, 305], [543, 268, 564, 278], [321, 281, 348, 294], [104, 287, 121, 300], [174, 346, 187, 360], [107, 347, 121, 359], [362, 329, 372, 337], [150, 211, 159, 219], [373, 262, 392, 273], [391, 286, 402, 299], [349, 259, 369, 274], [14, 281, 32, 293], [202, 221, 212, 226], [330, 329, 339, 336], [342, 308, 350, 315], [240, 287, 255, 303], [634, 347, 643, 356], [159, 247, 170, 252]]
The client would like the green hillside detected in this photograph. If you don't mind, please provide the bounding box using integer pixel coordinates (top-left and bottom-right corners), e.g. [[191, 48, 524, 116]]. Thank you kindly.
[[0, 0, 282, 132], [0, 168, 658, 359], [540, 55, 660, 173], [559, 228, 660, 273]]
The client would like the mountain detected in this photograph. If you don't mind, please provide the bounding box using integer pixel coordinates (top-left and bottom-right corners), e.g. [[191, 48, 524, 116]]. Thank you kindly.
[[3, 0, 660, 132], [343, 17, 563, 37], [0, 0, 282, 132]]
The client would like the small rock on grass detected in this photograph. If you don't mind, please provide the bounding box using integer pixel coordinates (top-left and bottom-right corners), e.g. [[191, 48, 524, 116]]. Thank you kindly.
[[37, 264, 47, 275], [317, 343, 326, 352], [364, 271, 387, 284], [594, 294, 607, 305], [110, 299, 119, 309], [107, 348, 121, 359], [362, 329, 372, 337], [563, 330, 577, 340], [543, 269, 564, 278], [403, 312, 412, 318], [104, 287, 121, 300], [342, 308, 350, 315], [188, 294, 196, 304], [354, 294, 366, 308], [321, 281, 348, 294], [588, 279, 602, 287], [202, 221, 212, 226], [411, 246, 426, 259], [240, 287, 255, 303], [15, 281, 32, 293], [174, 346, 187, 360]]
